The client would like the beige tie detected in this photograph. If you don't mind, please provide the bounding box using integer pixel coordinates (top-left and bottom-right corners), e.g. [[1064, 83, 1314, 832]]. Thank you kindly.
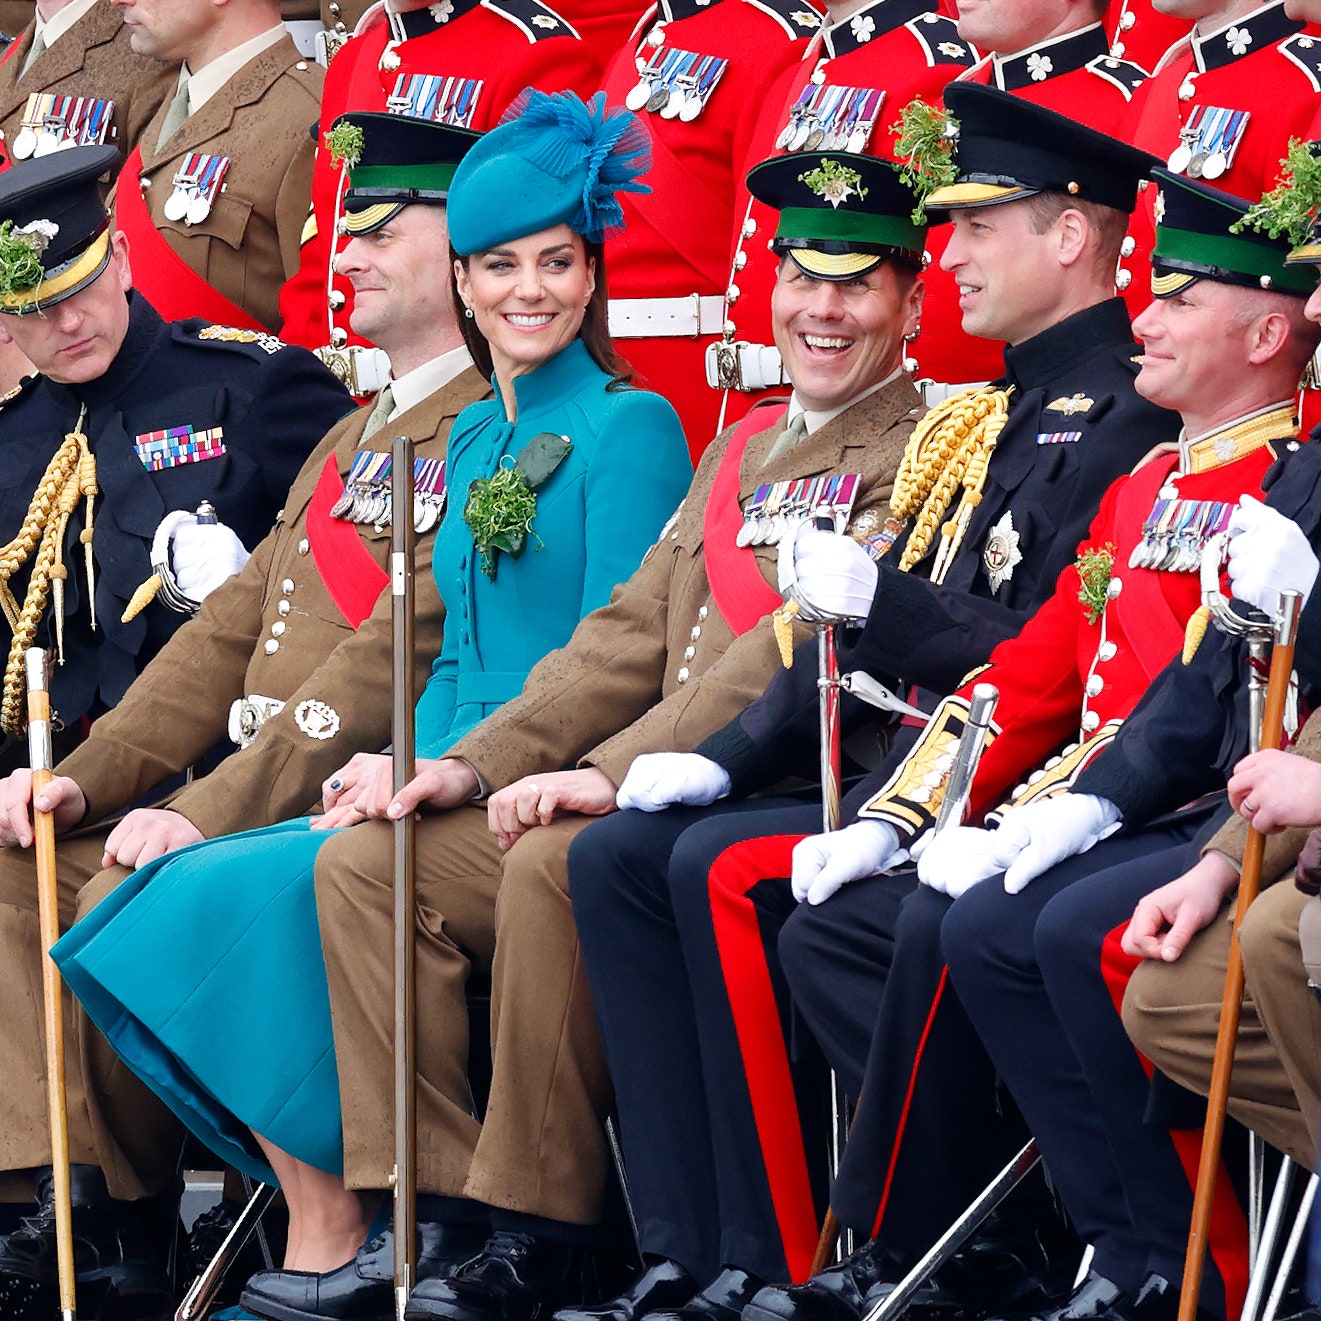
[[359, 383, 395, 443], [155, 72, 191, 151], [20, 28, 46, 77], [764, 412, 808, 466]]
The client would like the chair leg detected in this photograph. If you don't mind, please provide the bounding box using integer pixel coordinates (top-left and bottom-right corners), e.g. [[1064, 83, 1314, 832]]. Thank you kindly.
[[174, 1182, 277, 1321], [1262, 1172, 1319, 1321]]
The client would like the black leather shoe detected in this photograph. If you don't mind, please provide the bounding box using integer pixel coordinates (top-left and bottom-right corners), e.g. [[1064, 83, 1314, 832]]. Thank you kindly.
[[742, 1240, 920, 1321], [404, 1230, 589, 1321], [553, 1258, 698, 1321], [983, 1269, 1130, 1321], [647, 1267, 766, 1321], [0, 1165, 173, 1319], [241, 1219, 491, 1321], [1102, 1273, 1219, 1321]]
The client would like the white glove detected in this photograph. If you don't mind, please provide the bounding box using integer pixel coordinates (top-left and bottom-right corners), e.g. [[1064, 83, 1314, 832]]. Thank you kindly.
[[1227, 494, 1318, 617], [778, 525, 877, 623], [992, 793, 1122, 895], [171, 516, 250, 602], [913, 825, 1022, 899], [615, 752, 732, 812], [791, 820, 906, 906]]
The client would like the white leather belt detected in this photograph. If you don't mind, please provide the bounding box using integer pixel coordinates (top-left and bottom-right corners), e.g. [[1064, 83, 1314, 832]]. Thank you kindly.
[[918, 379, 992, 408], [228, 695, 286, 749], [704, 341, 789, 393], [607, 295, 725, 339], [314, 344, 392, 398]]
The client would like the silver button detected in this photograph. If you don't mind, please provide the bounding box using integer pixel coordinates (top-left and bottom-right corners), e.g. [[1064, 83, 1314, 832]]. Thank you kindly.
[[264, 639, 279, 655], [297, 538, 310, 555], [1107, 577, 1122, 600], [296, 60, 308, 69], [1082, 710, 1101, 733], [282, 578, 295, 594], [1115, 269, 1132, 291], [684, 645, 696, 660], [1098, 641, 1117, 661], [1085, 674, 1103, 698], [726, 284, 740, 304], [690, 625, 702, 640], [677, 666, 690, 683], [742, 218, 757, 238], [733, 252, 747, 271], [1120, 8, 1135, 27], [722, 319, 736, 337], [272, 621, 286, 637], [1120, 236, 1136, 258], [698, 606, 708, 621], [329, 290, 346, 311], [278, 600, 291, 616], [330, 327, 348, 348]]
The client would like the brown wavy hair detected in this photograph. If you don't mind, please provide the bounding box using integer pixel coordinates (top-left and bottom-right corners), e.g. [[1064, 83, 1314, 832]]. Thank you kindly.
[[452, 237, 633, 389]]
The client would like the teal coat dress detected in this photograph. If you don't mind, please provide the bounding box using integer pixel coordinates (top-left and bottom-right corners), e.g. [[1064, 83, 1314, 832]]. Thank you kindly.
[[53, 338, 689, 1184]]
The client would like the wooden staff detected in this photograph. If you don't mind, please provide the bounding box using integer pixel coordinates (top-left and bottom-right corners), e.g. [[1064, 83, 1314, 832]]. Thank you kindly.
[[26, 646, 77, 1321], [1177, 590, 1301, 1321], [391, 435, 418, 1321]]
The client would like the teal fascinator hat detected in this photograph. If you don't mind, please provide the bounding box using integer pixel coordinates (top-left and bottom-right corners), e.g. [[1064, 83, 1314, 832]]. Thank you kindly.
[[447, 89, 651, 256]]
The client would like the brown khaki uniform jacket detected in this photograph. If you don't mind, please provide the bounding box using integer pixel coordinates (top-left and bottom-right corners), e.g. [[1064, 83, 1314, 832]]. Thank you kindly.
[[117, 35, 322, 334], [58, 367, 490, 836], [0, 3, 173, 174], [450, 377, 924, 788]]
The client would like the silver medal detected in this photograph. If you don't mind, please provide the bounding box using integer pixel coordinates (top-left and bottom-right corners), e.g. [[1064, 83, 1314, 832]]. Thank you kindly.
[[1166, 142, 1192, 174], [1201, 150, 1227, 180], [11, 126, 36, 160], [162, 189, 190, 222], [625, 80, 651, 111], [185, 193, 212, 225]]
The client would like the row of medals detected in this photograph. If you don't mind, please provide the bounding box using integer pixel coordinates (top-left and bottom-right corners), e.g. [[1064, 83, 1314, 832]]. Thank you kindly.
[[1127, 497, 1235, 572], [737, 473, 861, 547], [163, 153, 230, 226], [12, 94, 113, 160], [624, 45, 728, 121], [775, 84, 884, 156], [1165, 105, 1248, 182], [331, 453, 448, 532]]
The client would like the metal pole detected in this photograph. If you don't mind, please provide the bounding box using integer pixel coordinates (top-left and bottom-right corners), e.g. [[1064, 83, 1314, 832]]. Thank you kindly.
[[391, 435, 418, 1320]]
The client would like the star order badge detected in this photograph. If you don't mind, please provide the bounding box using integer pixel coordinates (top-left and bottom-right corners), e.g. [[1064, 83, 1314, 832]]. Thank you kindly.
[[983, 510, 1022, 593], [295, 699, 341, 741]]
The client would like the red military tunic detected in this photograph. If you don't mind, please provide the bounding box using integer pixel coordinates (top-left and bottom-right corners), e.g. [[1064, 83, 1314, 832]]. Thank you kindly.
[[857, 410, 1293, 839], [600, 0, 819, 456], [1106, 0, 1191, 72], [277, 0, 601, 376], [712, 0, 977, 429], [1123, 3, 1321, 326]]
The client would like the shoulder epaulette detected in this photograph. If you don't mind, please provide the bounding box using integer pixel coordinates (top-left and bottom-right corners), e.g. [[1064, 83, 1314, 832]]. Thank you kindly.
[[481, 0, 580, 41], [1279, 32, 1321, 92], [187, 322, 288, 356], [905, 13, 977, 69], [0, 375, 34, 411], [742, 0, 822, 42], [1084, 52, 1147, 98]]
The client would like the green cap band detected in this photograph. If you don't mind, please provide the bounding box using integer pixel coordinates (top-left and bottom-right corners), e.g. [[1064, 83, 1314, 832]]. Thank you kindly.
[[775, 206, 925, 253], [1154, 223, 1314, 295], [346, 161, 459, 196]]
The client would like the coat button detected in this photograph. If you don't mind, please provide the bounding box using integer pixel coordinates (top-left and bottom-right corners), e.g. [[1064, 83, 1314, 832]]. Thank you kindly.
[[329, 290, 346, 310], [684, 645, 696, 660], [272, 621, 286, 636], [264, 639, 279, 655], [278, 600, 291, 616], [330, 328, 348, 348], [1085, 674, 1103, 698], [677, 666, 690, 683], [1107, 578, 1122, 599], [726, 284, 740, 304], [296, 60, 308, 69], [690, 624, 701, 640], [733, 252, 747, 271], [698, 605, 708, 621], [298, 538, 310, 555], [1081, 711, 1101, 733], [742, 217, 756, 238], [1098, 641, 1117, 661], [282, 578, 295, 594]]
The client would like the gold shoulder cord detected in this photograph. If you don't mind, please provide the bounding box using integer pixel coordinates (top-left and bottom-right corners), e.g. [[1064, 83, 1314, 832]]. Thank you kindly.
[[0, 406, 97, 733], [890, 386, 1012, 581]]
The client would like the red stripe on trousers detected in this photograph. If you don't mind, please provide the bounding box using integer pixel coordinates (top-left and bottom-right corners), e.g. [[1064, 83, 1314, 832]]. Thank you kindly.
[[1099, 922, 1249, 1320], [870, 966, 951, 1240], [707, 833, 817, 1282]]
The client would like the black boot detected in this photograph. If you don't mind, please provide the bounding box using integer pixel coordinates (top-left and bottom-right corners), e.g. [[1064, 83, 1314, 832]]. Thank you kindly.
[[552, 1258, 699, 1321], [0, 1165, 173, 1319]]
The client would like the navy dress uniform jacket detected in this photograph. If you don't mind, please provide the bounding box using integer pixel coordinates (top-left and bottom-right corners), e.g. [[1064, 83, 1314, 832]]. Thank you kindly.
[[0, 293, 351, 731]]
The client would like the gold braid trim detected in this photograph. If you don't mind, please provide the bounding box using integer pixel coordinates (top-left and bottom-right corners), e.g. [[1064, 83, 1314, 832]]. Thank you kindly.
[[0, 408, 96, 734], [890, 386, 1012, 578]]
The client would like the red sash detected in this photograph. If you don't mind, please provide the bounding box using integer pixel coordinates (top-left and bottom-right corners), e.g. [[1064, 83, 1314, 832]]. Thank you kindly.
[[306, 453, 390, 629], [704, 401, 788, 637], [115, 145, 265, 331]]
